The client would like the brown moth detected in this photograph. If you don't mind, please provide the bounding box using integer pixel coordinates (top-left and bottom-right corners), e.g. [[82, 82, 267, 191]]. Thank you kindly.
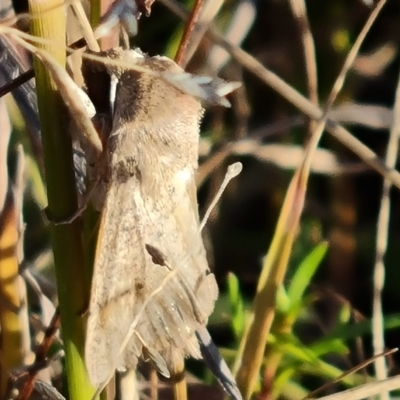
[[81, 48, 222, 388]]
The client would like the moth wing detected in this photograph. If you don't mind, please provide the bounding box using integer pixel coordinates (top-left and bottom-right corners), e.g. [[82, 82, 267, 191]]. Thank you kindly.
[[125, 165, 218, 372], [85, 176, 145, 387], [170, 171, 218, 318]]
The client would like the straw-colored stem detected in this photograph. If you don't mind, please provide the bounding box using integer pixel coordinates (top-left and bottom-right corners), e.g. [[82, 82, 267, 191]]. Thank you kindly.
[[233, 1, 387, 398], [372, 43, 400, 400]]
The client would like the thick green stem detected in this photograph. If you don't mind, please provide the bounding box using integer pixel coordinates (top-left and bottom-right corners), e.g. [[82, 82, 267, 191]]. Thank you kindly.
[[28, 1, 94, 398]]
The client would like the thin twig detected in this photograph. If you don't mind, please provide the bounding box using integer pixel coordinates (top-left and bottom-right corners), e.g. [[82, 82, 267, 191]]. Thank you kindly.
[[70, 0, 100, 52], [372, 49, 400, 399], [323, 1, 386, 113], [150, 368, 158, 400], [207, 0, 256, 73], [175, 0, 205, 66], [181, 0, 225, 69], [316, 374, 400, 400], [303, 349, 397, 400], [288, 0, 318, 135], [17, 308, 61, 400], [233, 1, 387, 397], [159, 0, 400, 190], [301, 0, 386, 158], [0, 69, 34, 98], [0, 98, 10, 215]]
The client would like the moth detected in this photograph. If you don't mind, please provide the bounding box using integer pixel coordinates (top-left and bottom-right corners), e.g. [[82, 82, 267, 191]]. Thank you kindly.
[[78, 48, 236, 389]]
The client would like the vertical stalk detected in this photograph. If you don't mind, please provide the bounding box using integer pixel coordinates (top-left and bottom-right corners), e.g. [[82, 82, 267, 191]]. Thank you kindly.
[[28, 1, 94, 398]]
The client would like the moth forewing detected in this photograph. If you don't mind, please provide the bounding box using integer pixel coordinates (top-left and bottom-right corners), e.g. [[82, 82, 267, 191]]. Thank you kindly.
[[84, 49, 218, 388]]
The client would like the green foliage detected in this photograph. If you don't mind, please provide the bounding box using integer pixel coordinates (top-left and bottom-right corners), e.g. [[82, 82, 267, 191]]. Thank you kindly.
[[214, 242, 400, 398], [5, 1, 400, 399]]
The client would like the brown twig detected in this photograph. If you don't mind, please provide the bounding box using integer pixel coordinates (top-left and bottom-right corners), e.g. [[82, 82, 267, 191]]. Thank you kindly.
[[17, 308, 61, 400], [302, 349, 398, 400], [174, 0, 204, 67], [288, 0, 318, 136], [70, 0, 100, 52], [183, 0, 225, 69], [0, 34, 87, 100], [316, 374, 400, 400], [0, 69, 34, 98]]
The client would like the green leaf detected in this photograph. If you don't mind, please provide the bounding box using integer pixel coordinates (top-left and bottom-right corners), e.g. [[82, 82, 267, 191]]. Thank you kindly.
[[276, 285, 290, 314], [313, 313, 400, 351], [287, 241, 328, 308], [227, 272, 246, 340], [309, 338, 349, 357], [273, 366, 297, 398]]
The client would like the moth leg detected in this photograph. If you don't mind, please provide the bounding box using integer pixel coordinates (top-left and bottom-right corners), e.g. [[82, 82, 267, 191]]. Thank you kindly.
[[45, 178, 100, 225]]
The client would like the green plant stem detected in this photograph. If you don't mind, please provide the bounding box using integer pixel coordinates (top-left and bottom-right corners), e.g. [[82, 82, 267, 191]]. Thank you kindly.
[[28, 1, 94, 398]]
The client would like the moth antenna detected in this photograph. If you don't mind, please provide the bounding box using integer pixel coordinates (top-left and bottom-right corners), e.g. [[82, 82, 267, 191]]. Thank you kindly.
[[180, 162, 242, 269], [198, 162, 242, 234]]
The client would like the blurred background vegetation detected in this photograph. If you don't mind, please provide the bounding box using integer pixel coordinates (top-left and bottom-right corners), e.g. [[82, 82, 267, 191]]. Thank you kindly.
[[3, 0, 400, 399]]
